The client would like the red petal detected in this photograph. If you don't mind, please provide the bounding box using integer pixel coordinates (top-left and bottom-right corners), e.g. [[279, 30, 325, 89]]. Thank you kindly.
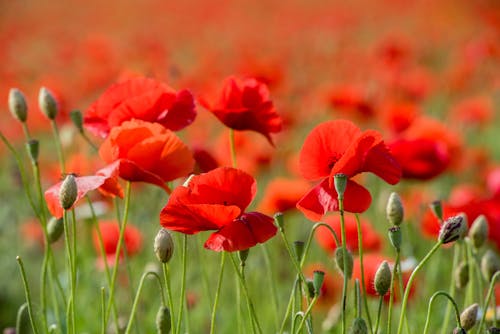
[[114, 159, 171, 192]]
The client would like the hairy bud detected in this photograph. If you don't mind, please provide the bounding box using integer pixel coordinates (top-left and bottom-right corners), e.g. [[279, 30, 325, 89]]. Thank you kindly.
[[154, 229, 174, 263], [386, 192, 404, 226], [335, 247, 353, 279], [349, 317, 368, 334], [374, 261, 392, 296], [47, 217, 64, 243], [481, 249, 500, 282], [439, 214, 467, 244], [9, 88, 28, 122], [460, 303, 479, 331], [156, 305, 171, 334], [469, 215, 488, 249], [454, 261, 469, 289], [38, 87, 58, 120], [59, 174, 78, 210]]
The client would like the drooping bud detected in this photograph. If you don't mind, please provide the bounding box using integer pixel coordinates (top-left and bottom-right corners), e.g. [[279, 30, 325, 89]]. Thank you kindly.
[[9, 88, 28, 122], [454, 261, 469, 289], [293, 241, 305, 262], [335, 247, 353, 279], [469, 215, 488, 249], [430, 200, 443, 221], [460, 303, 479, 331], [334, 173, 347, 200], [438, 214, 467, 244], [25, 139, 39, 164], [386, 192, 404, 226], [156, 305, 171, 334], [374, 261, 392, 296], [59, 174, 78, 210], [70, 110, 84, 133], [154, 229, 174, 263], [274, 212, 285, 231], [239, 249, 249, 266], [388, 226, 402, 251], [47, 217, 64, 243], [481, 249, 500, 281], [312, 270, 325, 296], [349, 317, 368, 334], [38, 87, 58, 120]]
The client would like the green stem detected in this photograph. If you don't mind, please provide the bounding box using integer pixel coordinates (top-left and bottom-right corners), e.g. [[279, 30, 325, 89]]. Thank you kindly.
[[338, 198, 348, 334], [16, 256, 40, 334], [355, 279, 361, 318], [355, 214, 373, 334], [210, 252, 226, 334], [50, 119, 65, 174], [101, 287, 106, 334], [440, 244, 461, 334], [374, 296, 383, 334], [423, 291, 462, 334], [477, 271, 500, 333], [301, 222, 340, 267], [229, 129, 237, 168], [396, 241, 443, 334], [261, 244, 280, 332], [176, 234, 188, 334], [163, 264, 175, 334], [62, 210, 75, 334], [124, 271, 165, 334], [294, 296, 319, 333], [387, 251, 400, 334], [279, 278, 298, 334], [22, 122, 31, 140]]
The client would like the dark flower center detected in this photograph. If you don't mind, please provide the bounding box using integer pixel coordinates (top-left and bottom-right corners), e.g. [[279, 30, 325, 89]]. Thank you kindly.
[[327, 153, 342, 170]]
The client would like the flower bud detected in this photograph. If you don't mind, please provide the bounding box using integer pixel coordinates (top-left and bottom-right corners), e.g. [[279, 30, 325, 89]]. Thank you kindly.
[[70, 110, 84, 133], [481, 249, 500, 281], [430, 200, 443, 221], [38, 87, 58, 120], [305, 279, 315, 299], [335, 247, 353, 279], [59, 174, 78, 210], [47, 217, 64, 243], [388, 226, 402, 251], [274, 212, 285, 231], [293, 241, 305, 262], [469, 215, 488, 249], [239, 249, 249, 266], [25, 139, 39, 164], [9, 88, 28, 122], [438, 214, 467, 244], [454, 261, 469, 289], [349, 317, 368, 334], [334, 173, 347, 200], [460, 303, 479, 331], [154, 229, 174, 263], [374, 261, 392, 296], [312, 270, 325, 296], [156, 305, 171, 334], [386, 192, 404, 226]]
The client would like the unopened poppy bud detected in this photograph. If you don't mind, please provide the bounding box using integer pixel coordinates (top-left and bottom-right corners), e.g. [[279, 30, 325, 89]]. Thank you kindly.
[[386, 192, 404, 226], [274, 212, 285, 231], [47, 217, 64, 243], [334, 173, 347, 200], [293, 241, 305, 262], [460, 303, 479, 331], [455, 261, 469, 289], [59, 174, 78, 210], [154, 229, 174, 263], [9, 88, 28, 122], [312, 270, 325, 296], [430, 200, 443, 221], [25, 139, 39, 164], [481, 249, 500, 281], [335, 247, 353, 279], [239, 249, 249, 266], [38, 87, 58, 120], [488, 327, 500, 334], [439, 214, 467, 244], [156, 305, 171, 334], [305, 279, 315, 298], [70, 110, 84, 133], [388, 226, 402, 251], [374, 261, 392, 296], [469, 215, 488, 249], [349, 317, 368, 334]]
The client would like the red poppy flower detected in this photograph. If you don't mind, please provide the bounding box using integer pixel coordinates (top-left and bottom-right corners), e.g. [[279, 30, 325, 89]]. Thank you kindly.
[[297, 120, 401, 220], [84, 77, 196, 138], [160, 167, 277, 252], [44, 162, 124, 218], [99, 119, 195, 192], [200, 76, 283, 145], [257, 178, 311, 215], [327, 84, 374, 119]]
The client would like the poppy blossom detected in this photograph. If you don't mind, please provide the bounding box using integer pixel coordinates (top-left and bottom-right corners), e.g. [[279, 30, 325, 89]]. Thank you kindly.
[[84, 77, 196, 138], [257, 178, 311, 215], [160, 167, 277, 252], [297, 120, 401, 220], [99, 119, 195, 192], [200, 76, 283, 145], [44, 163, 124, 218]]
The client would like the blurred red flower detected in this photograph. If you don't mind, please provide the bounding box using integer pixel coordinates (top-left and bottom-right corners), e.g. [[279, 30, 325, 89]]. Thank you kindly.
[[84, 77, 196, 138], [99, 119, 195, 192], [304, 264, 341, 309], [297, 120, 401, 220], [200, 76, 283, 145], [160, 167, 277, 252], [257, 178, 311, 215]]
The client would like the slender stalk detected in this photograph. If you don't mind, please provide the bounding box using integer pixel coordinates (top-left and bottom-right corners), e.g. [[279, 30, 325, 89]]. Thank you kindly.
[[261, 244, 280, 332], [477, 271, 500, 333], [355, 279, 361, 318], [210, 252, 226, 334], [440, 244, 461, 334], [338, 198, 348, 334], [100, 287, 106, 334], [301, 222, 340, 267], [355, 214, 373, 333], [229, 129, 237, 168], [16, 256, 40, 334], [176, 234, 188, 334], [295, 296, 319, 333], [387, 251, 400, 334], [279, 278, 298, 334], [62, 210, 75, 334], [50, 119, 66, 174], [162, 264, 175, 334], [124, 271, 165, 334], [374, 296, 383, 334], [22, 123, 31, 140], [423, 291, 462, 334], [396, 241, 443, 334]]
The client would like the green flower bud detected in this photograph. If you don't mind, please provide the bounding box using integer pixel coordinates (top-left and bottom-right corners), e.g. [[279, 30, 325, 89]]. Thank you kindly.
[[293, 241, 305, 262], [238, 249, 249, 266], [312, 270, 325, 296], [430, 200, 443, 221], [439, 214, 467, 244], [335, 247, 353, 279], [386, 192, 404, 226], [47, 217, 64, 243], [334, 173, 347, 200], [70, 110, 84, 133], [25, 139, 39, 164], [9, 88, 28, 122], [59, 174, 78, 210], [374, 261, 392, 296], [481, 249, 500, 281], [388, 226, 402, 251], [349, 317, 368, 334], [469, 215, 488, 249], [460, 303, 479, 331], [274, 212, 285, 231], [156, 305, 171, 334], [154, 229, 174, 263], [305, 279, 315, 299], [38, 87, 58, 120], [454, 261, 469, 289]]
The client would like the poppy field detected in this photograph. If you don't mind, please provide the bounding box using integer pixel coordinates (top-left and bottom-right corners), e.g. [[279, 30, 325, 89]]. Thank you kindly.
[[1, 0, 499, 333]]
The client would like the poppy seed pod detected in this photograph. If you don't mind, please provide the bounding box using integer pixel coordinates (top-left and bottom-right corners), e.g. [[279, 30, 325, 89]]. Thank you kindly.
[[238, 249, 249, 265], [305, 279, 315, 299], [430, 200, 443, 221], [386, 192, 404, 226], [47, 217, 64, 243], [59, 174, 78, 210], [454, 261, 469, 289], [335, 247, 353, 279], [438, 214, 467, 244], [154, 229, 174, 263], [70, 110, 84, 133], [293, 241, 305, 262], [469, 215, 488, 250], [334, 173, 347, 200], [312, 270, 325, 296], [274, 212, 285, 231], [8, 88, 28, 122], [460, 303, 479, 331], [388, 226, 402, 251], [349, 317, 368, 334], [156, 305, 171, 334], [38, 87, 58, 120], [374, 261, 392, 296], [481, 249, 500, 282]]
